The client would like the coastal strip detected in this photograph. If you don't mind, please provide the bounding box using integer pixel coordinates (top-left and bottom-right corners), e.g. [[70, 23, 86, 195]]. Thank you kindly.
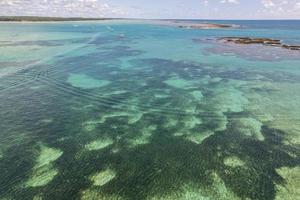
[[0, 16, 117, 22], [0, 17, 238, 30]]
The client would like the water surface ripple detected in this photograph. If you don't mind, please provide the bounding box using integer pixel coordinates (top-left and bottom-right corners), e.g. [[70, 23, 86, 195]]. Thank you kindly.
[[0, 21, 300, 200]]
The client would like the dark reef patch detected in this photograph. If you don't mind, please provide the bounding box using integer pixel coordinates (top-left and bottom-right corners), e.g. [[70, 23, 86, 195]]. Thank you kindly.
[[194, 37, 300, 62], [220, 37, 300, 51], [68, 119, 299, 200]]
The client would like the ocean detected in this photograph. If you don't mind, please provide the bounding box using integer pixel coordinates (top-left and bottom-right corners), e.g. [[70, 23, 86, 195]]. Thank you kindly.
[[0, 20, 299, 199]]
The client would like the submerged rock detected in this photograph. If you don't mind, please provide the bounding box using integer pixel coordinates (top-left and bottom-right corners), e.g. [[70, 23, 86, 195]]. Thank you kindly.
[[82, 120, 103, 132], [90, 168, 116, 187], [224, 156, 245, 168], [148, 172, 240, 200], [85, 138, 114, 151], [220, 37, 300, 51], [186, 131, 214, 144], [275, 167, 300, 200], [35, 146, 63, 169], [213, 86, 249, 113], [127, 125, 157, 147], [25, 145, 63, 187], [81, 189, 123, 200], [183, 115, 202, 129], [163, 117, 178, 128], [191, 91, 203, 101], [232, 118, 264, 141], [26, 166, 59, 188], [67, 73, 111, 89]]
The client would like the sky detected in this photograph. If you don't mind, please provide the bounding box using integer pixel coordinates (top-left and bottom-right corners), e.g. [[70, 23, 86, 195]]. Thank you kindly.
[[0, 0, 300, 19]]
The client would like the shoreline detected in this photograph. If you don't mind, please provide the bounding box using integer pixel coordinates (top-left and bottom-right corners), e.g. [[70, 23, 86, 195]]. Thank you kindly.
[[0, 16, 116, 21]]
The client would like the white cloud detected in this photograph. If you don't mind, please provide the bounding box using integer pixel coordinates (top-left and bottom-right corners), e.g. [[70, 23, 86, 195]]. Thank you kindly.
[[203, 0, 209, 6], [220, 0, 240, 4], [259, 0, 300, 18], [296, 0, 300, 8], [0, 0, 127, 17], [0, 0, 299, 19], [262, 0, 276, 8]]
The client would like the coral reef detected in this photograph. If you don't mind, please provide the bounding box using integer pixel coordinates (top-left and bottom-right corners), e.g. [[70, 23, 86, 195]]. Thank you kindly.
[[220, 37, 300, 51], [25, 145, 63, 187]]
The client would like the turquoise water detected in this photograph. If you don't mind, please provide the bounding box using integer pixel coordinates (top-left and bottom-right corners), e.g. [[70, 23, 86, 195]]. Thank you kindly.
[[0, 20, 300, 200]]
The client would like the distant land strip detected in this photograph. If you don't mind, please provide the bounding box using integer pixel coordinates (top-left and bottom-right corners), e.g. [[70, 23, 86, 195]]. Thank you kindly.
[[0, 16, 118, 21], [0, 17, 238, 30]]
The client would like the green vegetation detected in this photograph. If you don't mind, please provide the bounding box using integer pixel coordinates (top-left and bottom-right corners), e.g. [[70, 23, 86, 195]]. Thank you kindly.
[[0, 16, 114, 21]]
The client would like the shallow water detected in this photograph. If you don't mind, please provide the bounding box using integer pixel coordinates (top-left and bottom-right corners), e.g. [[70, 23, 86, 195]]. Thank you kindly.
[[0, 20, 300, 200]]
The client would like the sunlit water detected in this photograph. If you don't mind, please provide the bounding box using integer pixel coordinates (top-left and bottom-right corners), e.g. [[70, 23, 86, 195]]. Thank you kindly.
[[0, 20, 300, 200]]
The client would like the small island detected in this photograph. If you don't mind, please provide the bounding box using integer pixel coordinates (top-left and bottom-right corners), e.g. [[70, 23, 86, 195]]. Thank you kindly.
[[220, 37, 300, 51]]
